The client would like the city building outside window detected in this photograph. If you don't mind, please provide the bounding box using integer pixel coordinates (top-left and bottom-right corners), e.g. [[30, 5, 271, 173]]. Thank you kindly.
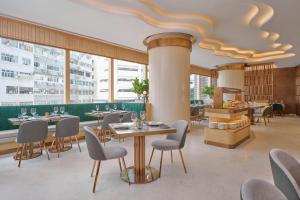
[[114, 59, 145, 101], [1, 53, 18, 63], [70, 51, 111, 103], [22, 57, 31, 65], [0, 37, 65, 106], [190, 74, 211, 103]]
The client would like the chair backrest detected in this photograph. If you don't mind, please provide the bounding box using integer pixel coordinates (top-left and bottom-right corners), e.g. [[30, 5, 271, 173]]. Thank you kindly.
[[240, 178, 287, 200], [55, 117, 80, 138], [101, 113, 120, 130], [273, 103, 284, 111], [17, 120, 48, 144], [190, 107, 200, 116], [166, 120, 188, 149], [83, 126, 106, 161], [270, 149, 300, 200], [121, 112, 132, 123], [263, 106, 273, 116]]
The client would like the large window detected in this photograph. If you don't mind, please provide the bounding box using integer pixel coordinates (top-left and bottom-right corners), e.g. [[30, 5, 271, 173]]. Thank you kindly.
[[190, 74, 210, 102], [70, 51, 111, 103], [0, 37, 148, 106], [114, 60, 145, 101], [0, 37, 65, 106]]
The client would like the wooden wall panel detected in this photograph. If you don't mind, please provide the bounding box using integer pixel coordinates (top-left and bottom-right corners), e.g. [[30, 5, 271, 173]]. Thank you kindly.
[[0, 16, 148, 64], [273, 67, 296, 114], [296, 66, 300, 115]]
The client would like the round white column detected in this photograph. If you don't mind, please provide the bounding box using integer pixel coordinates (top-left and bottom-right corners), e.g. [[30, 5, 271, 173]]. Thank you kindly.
[[144, 33, 195, 124], [217, 66, 245, 101]]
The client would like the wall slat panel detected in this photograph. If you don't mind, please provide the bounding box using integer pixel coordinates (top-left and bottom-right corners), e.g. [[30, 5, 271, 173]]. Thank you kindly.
[[244, 63, 274, 102]]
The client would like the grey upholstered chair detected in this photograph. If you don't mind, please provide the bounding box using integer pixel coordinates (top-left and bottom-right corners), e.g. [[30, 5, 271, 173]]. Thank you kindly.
[[270, 149, 300, 200], [241, 178, 287, 200], [254, 106, 273, 126], [121, 112, 132, 123], [16, 120, 49, 167], [148, 120, 188, 177], [96, 113, 120, 145], [83, 126, 130, 193], [51, 116, 81, 158]]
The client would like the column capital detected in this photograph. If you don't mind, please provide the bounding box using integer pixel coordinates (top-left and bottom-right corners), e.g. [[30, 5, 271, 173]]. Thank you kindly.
[[143, 32, 195, 51]]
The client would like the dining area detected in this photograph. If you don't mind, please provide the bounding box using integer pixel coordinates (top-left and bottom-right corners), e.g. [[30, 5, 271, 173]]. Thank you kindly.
[[2, 1, 300, 199], [0, 102, 190, 193]]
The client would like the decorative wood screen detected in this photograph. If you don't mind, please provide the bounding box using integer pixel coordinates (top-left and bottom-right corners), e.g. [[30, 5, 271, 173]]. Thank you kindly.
[[244, 63, 274, 102]]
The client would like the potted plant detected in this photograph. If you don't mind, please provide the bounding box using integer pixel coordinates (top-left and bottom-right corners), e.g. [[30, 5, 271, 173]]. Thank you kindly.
[[202, 85, 214, 105], [203, 85, 214, 98], [132, 78, 149, 102]]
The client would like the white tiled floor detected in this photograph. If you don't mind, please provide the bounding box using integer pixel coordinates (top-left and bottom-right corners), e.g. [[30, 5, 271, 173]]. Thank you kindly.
[[1, 116, 300, 200]]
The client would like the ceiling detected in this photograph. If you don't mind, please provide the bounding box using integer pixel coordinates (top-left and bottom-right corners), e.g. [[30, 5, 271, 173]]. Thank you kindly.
[[0, 0, 299, 69]]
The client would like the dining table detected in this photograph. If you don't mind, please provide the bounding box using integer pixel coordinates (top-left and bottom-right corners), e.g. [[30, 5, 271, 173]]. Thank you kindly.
[[109, 122, 176, 184], [84, 110, 128, 125], [8, 114, 76, 160]]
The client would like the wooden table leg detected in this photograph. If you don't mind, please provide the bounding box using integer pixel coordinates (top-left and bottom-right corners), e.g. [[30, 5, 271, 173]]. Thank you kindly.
[[120, 136, 159, 184]]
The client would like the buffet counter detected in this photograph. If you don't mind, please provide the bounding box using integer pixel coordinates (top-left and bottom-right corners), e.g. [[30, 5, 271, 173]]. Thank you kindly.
[[204, 108, 250, 148]]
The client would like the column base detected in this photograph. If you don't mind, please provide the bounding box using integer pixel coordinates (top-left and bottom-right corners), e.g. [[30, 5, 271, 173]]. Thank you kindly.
[[120, 166, 159, 184]]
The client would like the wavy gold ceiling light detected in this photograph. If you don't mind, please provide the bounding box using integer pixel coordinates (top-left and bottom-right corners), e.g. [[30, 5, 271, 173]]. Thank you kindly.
[[246, 53, 295, 62], [138, 0, 214, 26], [70, 0, 294, 62]]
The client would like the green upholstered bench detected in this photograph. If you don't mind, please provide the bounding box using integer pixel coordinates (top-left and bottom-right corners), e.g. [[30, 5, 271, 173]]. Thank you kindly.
[[0, 102, 145, 131]]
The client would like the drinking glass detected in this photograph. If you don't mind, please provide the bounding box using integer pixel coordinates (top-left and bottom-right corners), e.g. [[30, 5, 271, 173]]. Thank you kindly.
[[131, 112, 137, 122], [21, 108, 27, 116], [113, 104, 117, 111], [140, 111, 145, 121], [95, 104, 99, 111], [121, 104, 126, 111], [105, 104, 110, 111], [30, 107, 36, 117], [53, 106, 58, 115], [60, 106, 65, 115]]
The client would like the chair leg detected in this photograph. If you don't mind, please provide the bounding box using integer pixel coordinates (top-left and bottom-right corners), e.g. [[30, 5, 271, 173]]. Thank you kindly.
[[18, 144, 25, 168], [75, 136, 81, 152], [25, 144, 28, 159], [39, 141, 43, 154], [267, 117, 270, 123], [50, 139, 55, 151], [91, 160, 96, 177], [69, 137, 73, 148], [118, 158, 122, 172], [264, 117, 267, 126], [43, 141, 50, 160], [93, 161, 101, 193], [121, 157, 130, 185], [171, 150, 173, 163], [148, 147, 155, 166], [57, 138, 61, 158], [179, 149, 187, 174], [159, 151, 164, 178], [15, 146, 20, 159]]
